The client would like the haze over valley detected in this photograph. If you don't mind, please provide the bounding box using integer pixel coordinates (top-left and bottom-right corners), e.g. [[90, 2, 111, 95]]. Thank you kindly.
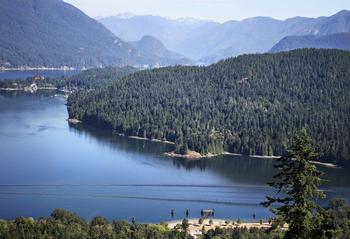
[[98, 10, 350, 64]]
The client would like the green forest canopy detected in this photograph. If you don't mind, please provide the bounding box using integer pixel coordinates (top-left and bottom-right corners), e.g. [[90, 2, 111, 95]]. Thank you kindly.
[[67, 49, 350, 167]]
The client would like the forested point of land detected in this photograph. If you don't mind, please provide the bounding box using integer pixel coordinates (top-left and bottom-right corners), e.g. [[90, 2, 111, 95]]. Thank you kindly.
[[0, 66, 138, 91], [51, 66, 138, 90], [67, 49, 350, 167]]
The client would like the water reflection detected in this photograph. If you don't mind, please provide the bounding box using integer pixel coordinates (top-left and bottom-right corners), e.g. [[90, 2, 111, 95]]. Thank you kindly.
[[69, 122, 350, 189], [69, 123, 174, 156]]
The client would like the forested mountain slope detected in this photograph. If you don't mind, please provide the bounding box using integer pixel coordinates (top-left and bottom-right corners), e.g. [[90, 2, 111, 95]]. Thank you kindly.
[[67, 49, 350, 167], [271, 32, 350, 52], [0, 0, 190, 68], [0, 0, 139, 68]]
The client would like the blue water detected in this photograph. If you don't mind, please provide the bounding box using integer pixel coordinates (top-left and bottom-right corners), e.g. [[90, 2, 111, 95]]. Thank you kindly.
[[0, 91, 349, 223], [0, 70, 80, 80]]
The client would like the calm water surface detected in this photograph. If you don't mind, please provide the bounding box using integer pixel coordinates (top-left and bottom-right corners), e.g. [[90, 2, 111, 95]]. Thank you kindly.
[[0, 70, 79, 80], [0, 91, 350, 223]]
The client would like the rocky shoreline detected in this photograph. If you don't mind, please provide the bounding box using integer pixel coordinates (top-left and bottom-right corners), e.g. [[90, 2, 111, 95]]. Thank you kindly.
[[163, 150, 338, 168], [163, 150, 280, 160], [65, 119, 339, 168], [0, 66, 77, 71], [0, 85, 58, 93], [67, 118, 82, 124]]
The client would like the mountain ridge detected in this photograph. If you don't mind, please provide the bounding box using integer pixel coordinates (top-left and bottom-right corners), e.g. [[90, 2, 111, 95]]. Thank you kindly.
[[0, 0, 191, 68], [270, 32, 350, 52], [98, 10, 350, 63]]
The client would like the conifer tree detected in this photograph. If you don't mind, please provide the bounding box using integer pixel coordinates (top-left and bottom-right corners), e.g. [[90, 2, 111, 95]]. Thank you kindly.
[[262, 128, 325, 239]]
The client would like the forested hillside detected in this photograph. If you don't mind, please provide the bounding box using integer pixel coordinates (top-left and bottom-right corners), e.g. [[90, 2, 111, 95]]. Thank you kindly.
[[0, 0, 189, 68], [271, 32, 350, 53], [67, 49, 350, 167]]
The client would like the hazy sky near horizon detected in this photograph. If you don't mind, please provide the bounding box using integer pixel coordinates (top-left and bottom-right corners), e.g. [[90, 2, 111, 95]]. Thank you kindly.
[[65, 0, 349, 22]]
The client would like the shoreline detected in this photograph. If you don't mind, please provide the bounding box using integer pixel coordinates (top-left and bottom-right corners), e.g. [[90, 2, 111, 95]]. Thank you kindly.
[[127, 135, 175, 145], [0, 87, 58, 90], [163, 150, 279, 160], [164, 150, 222, 160], [0, 67, 78, 71], [166, 218, 272, 229], [66, 119, 340, 169], [164, 150, 342, 168], [163, 150, 339, 168], [0, 87, 71, 95], [67, 118, 82, 124], [165, 218, 277, 238], [310, 160, 339, 168]]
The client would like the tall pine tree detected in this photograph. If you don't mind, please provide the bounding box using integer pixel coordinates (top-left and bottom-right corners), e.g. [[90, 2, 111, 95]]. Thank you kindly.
[[262, 128, 325, 239]]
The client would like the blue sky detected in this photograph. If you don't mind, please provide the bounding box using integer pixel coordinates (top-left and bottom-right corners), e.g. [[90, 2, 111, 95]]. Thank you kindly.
[[65, 0, 350, 22]]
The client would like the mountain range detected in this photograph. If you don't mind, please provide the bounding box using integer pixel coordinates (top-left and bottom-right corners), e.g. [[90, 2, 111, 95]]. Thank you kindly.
[[1, 0, 349, 68], [270, 32, 350, 53], [99, 10, 350, 64], [0, 0, 190, 69]]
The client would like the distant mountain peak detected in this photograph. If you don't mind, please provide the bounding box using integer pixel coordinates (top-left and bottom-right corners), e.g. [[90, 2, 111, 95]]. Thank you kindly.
[[242, 16, 279, 23], [139, 35, 162, 43], [175, 17, 212, 24], [115, 12, 135, 19], [334, 9, 350, 16], [128, 35, 193, 65]]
